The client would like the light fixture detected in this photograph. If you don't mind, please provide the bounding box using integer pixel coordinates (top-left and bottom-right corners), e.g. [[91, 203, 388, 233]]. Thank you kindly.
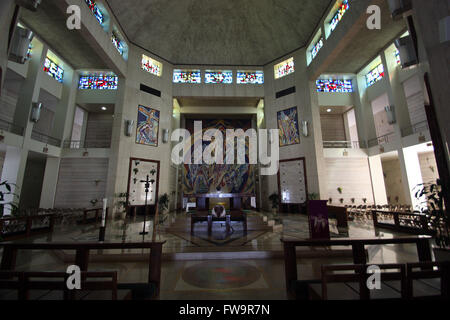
[[125, 120, 134, 137], [162, 129, 169, 143], [326, 108, 332, 113], [301, 120, 309, 137], [101, 106, 107, 111], [30, 102, 42, 123]]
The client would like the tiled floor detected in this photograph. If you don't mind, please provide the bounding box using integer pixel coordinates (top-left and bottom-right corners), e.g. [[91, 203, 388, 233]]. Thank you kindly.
[[1, 211, 426, 300]]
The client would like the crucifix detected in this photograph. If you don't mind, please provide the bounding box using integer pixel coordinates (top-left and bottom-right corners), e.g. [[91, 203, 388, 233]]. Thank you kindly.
[[139, 174, 153, 235]]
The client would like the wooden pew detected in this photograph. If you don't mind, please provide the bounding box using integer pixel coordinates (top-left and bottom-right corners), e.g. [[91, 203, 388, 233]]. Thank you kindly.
[[281, 236, 432, 299], [0, 241, 164, 299], [406, 261, 450, 299], [308, 263, 407, 300], [0, 271, 123, 300], [0, 214, 55, 241]]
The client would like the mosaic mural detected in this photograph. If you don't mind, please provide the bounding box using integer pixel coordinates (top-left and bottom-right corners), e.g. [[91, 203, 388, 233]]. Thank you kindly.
[[136, 105, 160, 147], [182, 119, 255, 195], [277, 107, 300, 147]]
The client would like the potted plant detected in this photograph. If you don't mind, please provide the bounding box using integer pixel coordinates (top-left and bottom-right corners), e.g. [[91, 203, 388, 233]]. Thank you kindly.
[[328, 198, 333, 204], [268, 193, 279, 213], [414, 181, 449, 261], [337, 187, 343, 194], [158, 193, 170, 214], [362, 198, 367, 204], [339, 198, 344, 204], [351, 198, 355, 204]]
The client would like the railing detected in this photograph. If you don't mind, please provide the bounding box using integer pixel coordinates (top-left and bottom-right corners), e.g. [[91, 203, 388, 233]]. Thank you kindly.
[[0, 118, 24, 136], [371, 210, 432, 235], [0, 214, 55, 241], [31, 130, 61, 147], [63, 140, 111, 149], [323, 140, 367, 149], [401, 120, 429, 137], [368, 132, 396, 148]]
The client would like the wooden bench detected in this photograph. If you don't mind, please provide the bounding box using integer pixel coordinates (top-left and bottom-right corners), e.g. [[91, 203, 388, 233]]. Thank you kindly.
[[0, 241, 164, 300], [0, 271, 127, 300], [0, 214, 55, 241], [281, 236, 432, 299], [406, 261, 450, 299], [308, 263, 407, 300]]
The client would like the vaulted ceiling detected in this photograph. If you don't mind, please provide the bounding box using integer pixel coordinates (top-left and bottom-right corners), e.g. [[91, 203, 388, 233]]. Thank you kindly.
[[106, 0, 333, 65]]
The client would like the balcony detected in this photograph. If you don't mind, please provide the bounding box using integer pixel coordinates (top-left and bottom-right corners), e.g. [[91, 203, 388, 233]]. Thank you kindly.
[[401, 120, 429, 137], [31, 131, 62, 147], [63, 140, 111, 149], [0, 118, 24, 136], [368, 132, 396, 148], [323, 140, 367, 149]]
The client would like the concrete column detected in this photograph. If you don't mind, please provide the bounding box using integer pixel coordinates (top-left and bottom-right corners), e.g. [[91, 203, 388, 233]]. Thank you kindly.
[[0, 0, 17, 92], [0, 145, 28, 215], [52, 68, 78, 143], [12, 41, 46, 138], [402, 146, 425, 210], [39, 157, 60, 208], [368, 155, 388, 205]]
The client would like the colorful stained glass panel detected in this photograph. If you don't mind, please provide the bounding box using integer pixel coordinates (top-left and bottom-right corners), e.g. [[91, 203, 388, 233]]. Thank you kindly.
[[366, 63, 385, 87], [277, 107, 301, 147], [43, 57, 64, 83], [78, 75, 118, 90], [274, 58, 295, 79], [136, 105, 160, 147], [205, 70, 233, 84], [311, 38, 324, 59], [316, 79, 353, 93], [173, 70, 201, 83], [84, 0, 104, 25], [236, 71, 264, 84], [142, 55, 162, 77], [330, 0, 349, 32], [111, 32, 124, 56]]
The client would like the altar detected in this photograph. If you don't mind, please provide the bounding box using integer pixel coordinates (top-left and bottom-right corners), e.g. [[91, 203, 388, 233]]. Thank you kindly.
[[184, 193, 255, 211]]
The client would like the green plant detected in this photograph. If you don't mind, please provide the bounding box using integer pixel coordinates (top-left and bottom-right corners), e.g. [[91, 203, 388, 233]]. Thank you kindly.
[[268, 193, 279, 209], [158, 193, 169, 212], [0, 180, 19, 217], [308, 193, 319, 200], [414, 181, 449, 248], [362, 198, 367, 204], [150, 169, 157, 176], [337, 187, 343, 194]]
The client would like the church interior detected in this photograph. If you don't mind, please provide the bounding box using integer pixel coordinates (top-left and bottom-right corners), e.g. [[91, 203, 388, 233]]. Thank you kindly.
[[0, 0, 449, 302]]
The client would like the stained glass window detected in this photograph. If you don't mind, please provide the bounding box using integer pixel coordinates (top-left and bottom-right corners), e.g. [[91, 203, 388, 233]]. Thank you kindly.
[[366, 63, 385, 87], [173, 69, 201, 83], [330, 0, 349, 32], [236, 71, 264, 84], [27, 43, 32, 59], [274, 57, 295, 79], [205, 70, 233, 84], [311, 38, 324, 60], [78, 75, 118, 90], [84, 0, 104, 25], [111, 31, 124, 56], [394, 49, 401, 65], [316, 79, 353, 92], [43, 57, 64, 83], [142, 55, 162, 77]]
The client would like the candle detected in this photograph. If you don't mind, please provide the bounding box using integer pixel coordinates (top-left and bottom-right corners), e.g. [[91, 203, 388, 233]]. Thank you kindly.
[[102, 198, 107, 227]]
